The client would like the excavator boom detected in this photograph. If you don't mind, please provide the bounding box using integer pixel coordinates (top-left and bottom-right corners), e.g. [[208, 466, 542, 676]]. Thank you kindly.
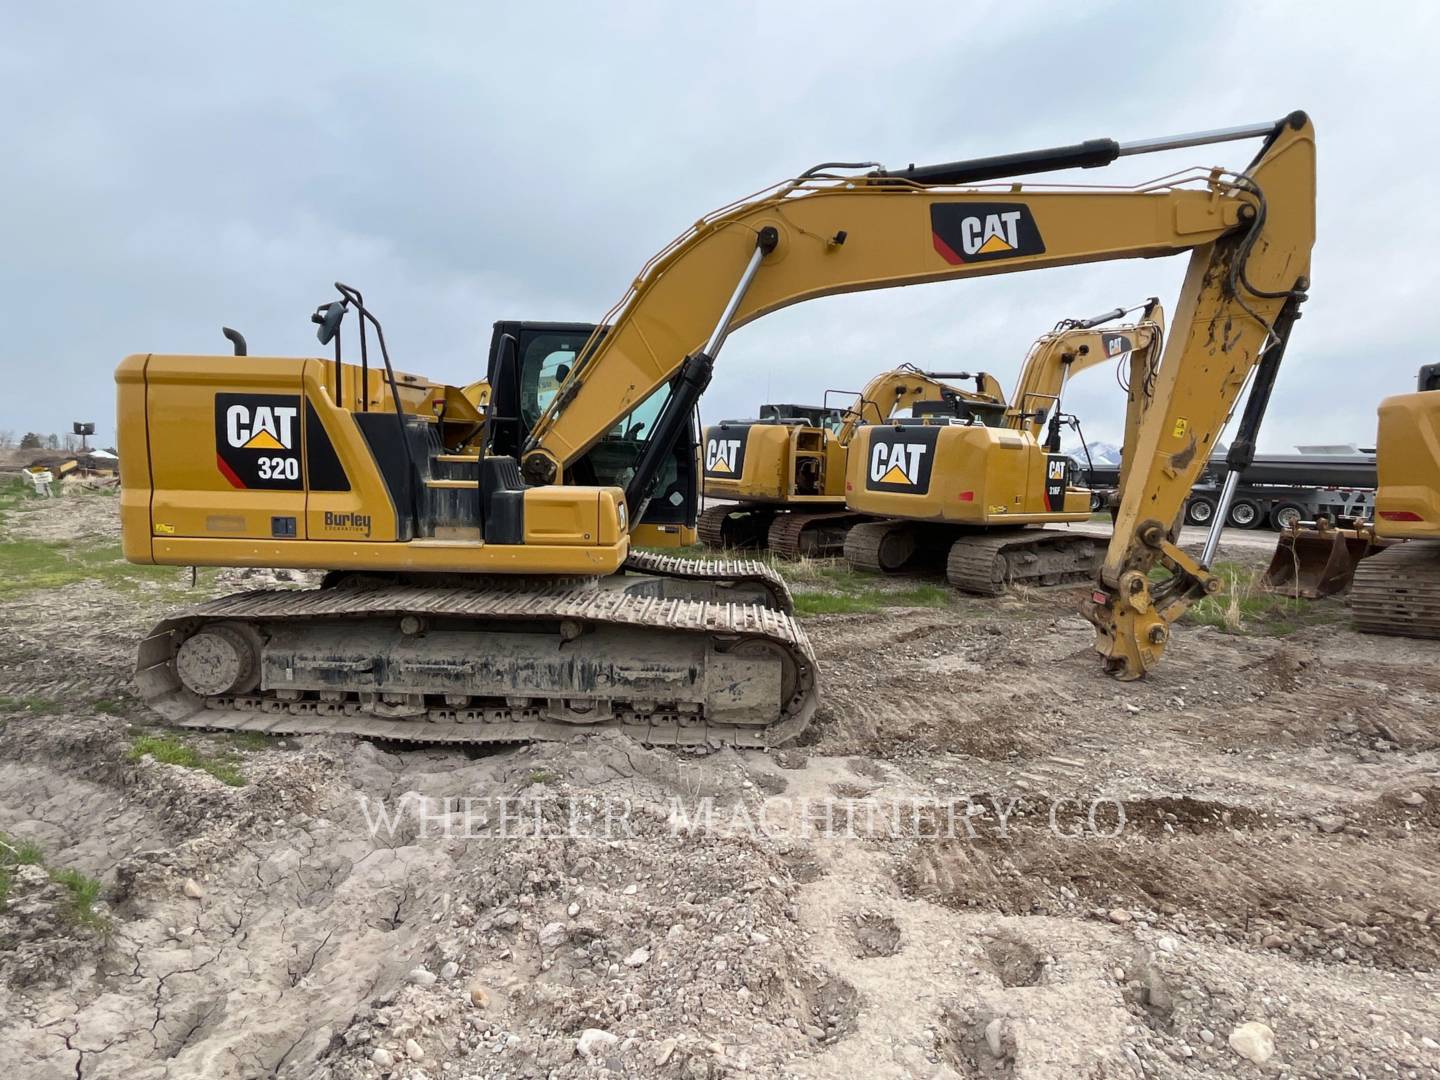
[[525, 113, 1312, 676]]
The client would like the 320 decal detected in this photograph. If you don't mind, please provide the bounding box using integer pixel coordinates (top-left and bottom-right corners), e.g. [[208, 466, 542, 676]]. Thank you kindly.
[[214, 393, 303, 490]]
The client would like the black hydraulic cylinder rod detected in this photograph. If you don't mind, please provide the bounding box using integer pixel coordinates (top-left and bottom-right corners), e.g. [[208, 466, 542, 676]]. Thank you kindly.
[[1074, 307, 1126, 330], [624, 350, 713, 518], [871, 117, 1292, 188], [1224, 287, 1307, 474], [623, 229, 776, 519], [873, 139, 1119, 186], [1197, 282, 1305, 568]]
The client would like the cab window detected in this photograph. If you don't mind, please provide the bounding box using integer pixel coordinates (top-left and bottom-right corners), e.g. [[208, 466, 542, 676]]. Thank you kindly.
[[519, 333, 582, 430]]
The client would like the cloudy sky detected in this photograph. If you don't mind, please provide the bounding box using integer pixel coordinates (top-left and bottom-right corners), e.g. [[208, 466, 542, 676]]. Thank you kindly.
[[2, 2, 1434, 454]]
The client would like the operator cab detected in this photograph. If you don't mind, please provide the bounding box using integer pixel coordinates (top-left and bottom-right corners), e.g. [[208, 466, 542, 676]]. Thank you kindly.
[[756, 403, 846, 433], [486, 321, 697, 534]]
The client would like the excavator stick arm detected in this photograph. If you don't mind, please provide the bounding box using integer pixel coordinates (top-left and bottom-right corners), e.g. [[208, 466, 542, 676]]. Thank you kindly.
[[1006, 309, 1165, 439], [1089, 118, 1315, 674]]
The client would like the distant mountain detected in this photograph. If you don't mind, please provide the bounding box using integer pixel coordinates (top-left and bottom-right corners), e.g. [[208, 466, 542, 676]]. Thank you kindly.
[[1061, 439, 1229, 468], [1062, 440, 1122, 466]]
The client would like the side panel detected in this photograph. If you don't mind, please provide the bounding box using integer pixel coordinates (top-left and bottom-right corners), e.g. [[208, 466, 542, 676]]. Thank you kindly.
[[823, 436, 849, 498], [702, 424, 791, 500], [116, 354, 154, 563], [523, 488, 606, 546], [845, 425, 1090, 525], [144, 356, 308, 541], [1375, 391, 1440, 539], [702, 424, 751, 481], [302, 361, 402, 543], [859, 426, 941, 493]]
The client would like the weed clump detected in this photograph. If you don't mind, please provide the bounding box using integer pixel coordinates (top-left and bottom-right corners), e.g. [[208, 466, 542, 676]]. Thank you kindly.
[[129, 732, 247, 787]]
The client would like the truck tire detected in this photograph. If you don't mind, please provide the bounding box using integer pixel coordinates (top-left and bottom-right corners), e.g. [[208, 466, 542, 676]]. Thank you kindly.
[[1185, 496, 1217, 526], [1227, 498, 1262, 529], [1272, 502, 1305, 531], [1090, 491, 1105, 513]]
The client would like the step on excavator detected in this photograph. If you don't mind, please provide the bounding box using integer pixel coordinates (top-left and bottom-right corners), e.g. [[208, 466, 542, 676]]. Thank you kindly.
[[841, 303, 1166, 593], [1263, 364, 1440, 636], [116, 110, 1316, 744], [698, 366, 1007, 557]]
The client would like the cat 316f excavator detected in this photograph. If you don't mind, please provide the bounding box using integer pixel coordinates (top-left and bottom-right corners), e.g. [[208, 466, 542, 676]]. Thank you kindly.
[[698, 366, 1006, 557], [116, 110, 1315, 746], [842, 303, 1165, 594]]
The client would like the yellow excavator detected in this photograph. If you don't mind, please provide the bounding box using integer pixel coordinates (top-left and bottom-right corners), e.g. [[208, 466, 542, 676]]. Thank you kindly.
[[115, 110, 1315, 744], [1263, 364, 1440, 635], [841, 304, 1165, 593], [698, 366, 1006, 556], [1351, 367, 1440, 634]]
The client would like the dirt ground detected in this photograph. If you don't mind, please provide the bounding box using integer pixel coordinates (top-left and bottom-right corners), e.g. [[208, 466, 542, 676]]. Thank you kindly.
[[1, 495, 1437, 1080]]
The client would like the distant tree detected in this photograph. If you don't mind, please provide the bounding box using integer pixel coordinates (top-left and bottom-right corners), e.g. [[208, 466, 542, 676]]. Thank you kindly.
[[61, 433, 80, 452], [102, 446, 118, 455], [19, 432, 43, 449], [44, 433, 59, 449], [0, 430, 14, 449]]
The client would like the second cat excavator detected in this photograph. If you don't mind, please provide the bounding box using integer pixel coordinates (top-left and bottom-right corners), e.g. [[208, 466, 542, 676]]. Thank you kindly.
[[1261, 363, 1440, 635], [116, 110, 1316, 746], [842, 303, 1165, 593], [698, 366, 1006, 556]]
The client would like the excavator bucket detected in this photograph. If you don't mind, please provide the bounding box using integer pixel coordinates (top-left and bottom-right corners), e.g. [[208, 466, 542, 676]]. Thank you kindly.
[[1261, 522, 1388, 599]]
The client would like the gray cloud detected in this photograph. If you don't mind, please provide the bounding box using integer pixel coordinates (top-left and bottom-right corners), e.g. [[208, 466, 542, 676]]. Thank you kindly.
[[1, 2, 1433, 458]]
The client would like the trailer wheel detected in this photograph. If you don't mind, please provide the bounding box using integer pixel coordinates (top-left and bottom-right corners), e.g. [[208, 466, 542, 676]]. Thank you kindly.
[[1185, 496, 1217, 526], [1272, 502, 1305, 531], [1227, 499, 1262, 529]]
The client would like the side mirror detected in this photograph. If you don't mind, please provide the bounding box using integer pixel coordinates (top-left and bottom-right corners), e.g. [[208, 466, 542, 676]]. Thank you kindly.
[[313, 302, 348, 345]]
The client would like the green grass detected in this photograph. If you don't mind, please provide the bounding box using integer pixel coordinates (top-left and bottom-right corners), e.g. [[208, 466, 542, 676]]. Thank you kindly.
[[635, 543, 709, 557], [793, 582, 953, 616], [0, 832, 106, 929], [1179, 561, 1346, 637], [48, 867, 107, 929], [0, 538, 182, 598], [222, 730, 276, 752], [128, 732, 247, 787], [0, 477, 42, 522], [787, 555, 956, 616], [0, 694, 66, 716]]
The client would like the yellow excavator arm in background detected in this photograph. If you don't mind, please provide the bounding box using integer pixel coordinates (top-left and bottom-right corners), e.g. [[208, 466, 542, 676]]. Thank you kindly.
[[1006, 301, 1165, 440], [525, 113, 1315, 679], [834, 365, 1005, 445]]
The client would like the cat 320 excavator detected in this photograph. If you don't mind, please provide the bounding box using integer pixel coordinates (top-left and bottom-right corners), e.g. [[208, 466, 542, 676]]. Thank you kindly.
[[116, 110, 1315, 746], [698, 366, 1006, 557], [842, 302, 1165, 593]]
